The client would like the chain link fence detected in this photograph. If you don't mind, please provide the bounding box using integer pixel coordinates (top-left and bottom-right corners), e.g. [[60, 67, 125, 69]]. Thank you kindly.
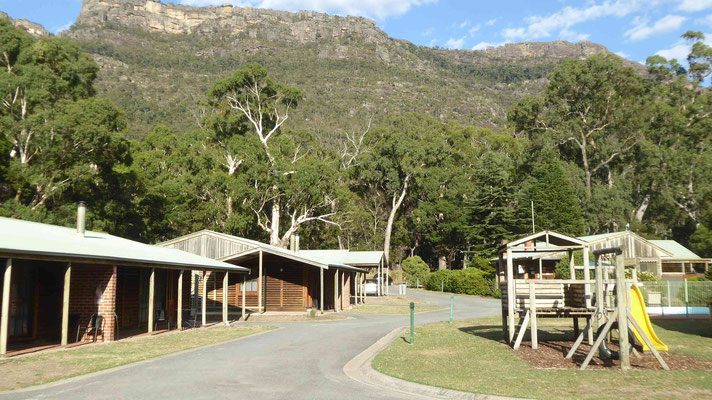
[[639, 280, 712, 317]]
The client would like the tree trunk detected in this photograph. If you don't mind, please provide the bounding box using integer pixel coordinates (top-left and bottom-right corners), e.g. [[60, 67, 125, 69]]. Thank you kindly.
[[383, 175, 410, 265], [438, 255, 447, 270], [580, 139, 592, 198], [270, 198, 281, 246], [634, 192, 651, 223]]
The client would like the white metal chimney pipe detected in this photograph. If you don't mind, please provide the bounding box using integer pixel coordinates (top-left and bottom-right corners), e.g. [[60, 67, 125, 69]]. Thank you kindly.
[[77, 201, 86, 237]]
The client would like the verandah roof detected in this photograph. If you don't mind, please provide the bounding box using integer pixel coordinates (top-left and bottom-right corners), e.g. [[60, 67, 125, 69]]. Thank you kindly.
[[0, 217, 248, 272]]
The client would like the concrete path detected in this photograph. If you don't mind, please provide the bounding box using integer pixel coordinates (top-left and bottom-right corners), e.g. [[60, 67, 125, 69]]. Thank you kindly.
[[4, 288, 500, 400]]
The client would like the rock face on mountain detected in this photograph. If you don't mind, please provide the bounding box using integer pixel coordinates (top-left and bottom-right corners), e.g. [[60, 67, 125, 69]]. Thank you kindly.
[[1, 11, 51, 37], [76, 0, 385, 43], [60, 0, 633, 137]]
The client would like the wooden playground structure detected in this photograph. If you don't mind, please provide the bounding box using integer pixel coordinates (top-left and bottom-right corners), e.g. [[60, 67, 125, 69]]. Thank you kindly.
[[498, 231, 670, 371]]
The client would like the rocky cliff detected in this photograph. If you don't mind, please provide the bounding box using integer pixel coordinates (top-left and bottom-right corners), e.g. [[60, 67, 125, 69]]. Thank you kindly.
[[55, 0, 634, 137], [1, 11, 51, 37]]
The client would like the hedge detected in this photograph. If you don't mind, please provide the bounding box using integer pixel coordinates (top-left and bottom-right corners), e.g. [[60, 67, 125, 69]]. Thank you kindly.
[[425, 268, 497, 297]]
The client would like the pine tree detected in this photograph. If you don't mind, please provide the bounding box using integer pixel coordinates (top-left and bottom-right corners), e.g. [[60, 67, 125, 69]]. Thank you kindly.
[[468, 152, 521, 257], [524, 147, 585, 236]]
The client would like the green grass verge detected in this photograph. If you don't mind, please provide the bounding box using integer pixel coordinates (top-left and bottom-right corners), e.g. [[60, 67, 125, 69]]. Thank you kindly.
[[373, 317, 712, 399], [0, 325, 275, 392], [346, 304, 444, 315]]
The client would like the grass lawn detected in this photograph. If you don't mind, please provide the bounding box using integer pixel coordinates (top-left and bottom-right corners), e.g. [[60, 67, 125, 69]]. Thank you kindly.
[[373, 316, 712, 399], [0, 325, 275, 392], [347, 295, 444, 315]]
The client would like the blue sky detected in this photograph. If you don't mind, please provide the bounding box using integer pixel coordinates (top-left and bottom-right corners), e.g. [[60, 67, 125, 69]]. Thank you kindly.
[[3, 0, 712, 64]]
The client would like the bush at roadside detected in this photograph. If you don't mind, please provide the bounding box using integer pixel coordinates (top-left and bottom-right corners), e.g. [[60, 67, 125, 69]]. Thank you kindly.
[[425, 268, 496, 297], [401, 256, 431, 287]]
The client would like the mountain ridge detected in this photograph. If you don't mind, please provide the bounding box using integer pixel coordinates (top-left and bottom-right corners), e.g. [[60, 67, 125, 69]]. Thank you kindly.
[[6, 0, 640, 137]]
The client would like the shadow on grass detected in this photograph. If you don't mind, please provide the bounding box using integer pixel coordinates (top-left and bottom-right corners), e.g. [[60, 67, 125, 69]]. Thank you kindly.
[[457, 325, 576, 344], [654, 319, 712, 338]]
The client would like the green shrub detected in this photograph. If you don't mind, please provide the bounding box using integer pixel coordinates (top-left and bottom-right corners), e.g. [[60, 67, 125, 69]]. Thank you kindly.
[[467, 256, 496, 276], [425, 268, 496, 297], [705, 269, 712, 281], [401, 256, 431, 287]]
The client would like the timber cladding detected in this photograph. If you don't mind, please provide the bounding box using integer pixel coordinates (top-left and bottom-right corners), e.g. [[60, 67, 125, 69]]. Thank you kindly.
[[264, 256, 309, 311], [162, 232, 255, 259]]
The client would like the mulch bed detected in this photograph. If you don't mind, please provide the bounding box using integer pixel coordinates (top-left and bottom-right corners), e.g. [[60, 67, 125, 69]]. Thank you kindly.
[[511, 340, 712, 370]]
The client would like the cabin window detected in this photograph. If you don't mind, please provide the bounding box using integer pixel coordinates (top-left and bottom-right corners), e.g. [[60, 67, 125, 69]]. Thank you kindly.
[[243, 278, 258, 292]]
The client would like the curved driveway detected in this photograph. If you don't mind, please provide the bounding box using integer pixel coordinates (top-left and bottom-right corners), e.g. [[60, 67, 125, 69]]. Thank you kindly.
[[5, 289, 500, 400]]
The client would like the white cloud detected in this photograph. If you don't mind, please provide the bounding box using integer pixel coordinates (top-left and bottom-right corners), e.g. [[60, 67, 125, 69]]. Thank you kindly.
[[625, 15, 687, 41], [421, 27, 435, 36], [677, 0, 712, 12], [445, 36, 466, 49], [485, 18, 497, 26], [698, 13, 712, 26], [178, 0, 436, 20], [503, 0, 647, 41], [458, 20, 470, 29], [615, 50, 630, 58], [656, 33, 712, 61], [560, 28, 590, 41], [472, 40, 510, 50], [468, 24, 481, 37], [656, 41, 691, 60], [53, 21, 72, 34]]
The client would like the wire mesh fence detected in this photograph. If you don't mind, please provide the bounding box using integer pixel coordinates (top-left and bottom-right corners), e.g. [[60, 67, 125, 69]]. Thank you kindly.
[[639, 280, 712, 317]]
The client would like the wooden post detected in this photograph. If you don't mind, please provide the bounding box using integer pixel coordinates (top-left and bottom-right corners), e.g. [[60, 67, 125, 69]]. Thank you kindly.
[[201, 272, 207, 326], [583, 246, 593, 344], [385, 264, 389, 296], [222, 272, 229, 325], [60, 262, 71, 346], [177, 269, 183, 330], [615, 254, 631, 370], [377, 258, 382, 296], [320, 268, 324, 314], [258, 250, 263, 313], [241, 274, 246, 320], [506, 248, 515, 344], [568, 249, 575, 279], [529, 281, 537, 350], [148, 268, 155, 333], [340, 269, 344, 310], [1, 259, 13, 355], [334, 269, 339, 312]]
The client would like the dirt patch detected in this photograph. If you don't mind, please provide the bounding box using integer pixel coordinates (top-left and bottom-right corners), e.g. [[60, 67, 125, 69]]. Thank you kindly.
[[512, 340, 712, 370], [242, 314, 348, 322]]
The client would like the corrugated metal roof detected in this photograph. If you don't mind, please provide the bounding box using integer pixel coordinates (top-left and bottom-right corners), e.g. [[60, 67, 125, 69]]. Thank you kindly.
[[649, 240, 706, 260], [0, 217, 248, 272], [578, 232, 623, 242], [298, 250, 383, 266]]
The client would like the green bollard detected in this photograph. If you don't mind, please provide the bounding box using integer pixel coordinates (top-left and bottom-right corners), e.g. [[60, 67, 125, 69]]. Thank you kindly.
[[410, 302, 415, 345], [441, 280, 444, 293], [450, 294, 454, 323]]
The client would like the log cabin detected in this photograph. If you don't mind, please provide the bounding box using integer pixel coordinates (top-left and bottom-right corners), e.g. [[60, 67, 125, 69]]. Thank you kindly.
[[159, 231, 369, 314], [0, 205, 248, 358]]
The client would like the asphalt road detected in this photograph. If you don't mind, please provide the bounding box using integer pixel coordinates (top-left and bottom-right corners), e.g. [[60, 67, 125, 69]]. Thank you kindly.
[[6, 288, 500, 400]]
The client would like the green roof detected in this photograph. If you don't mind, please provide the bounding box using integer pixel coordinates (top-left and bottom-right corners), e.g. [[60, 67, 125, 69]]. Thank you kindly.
[[0, 217, 248, 272], [649, 240, 705, 260]]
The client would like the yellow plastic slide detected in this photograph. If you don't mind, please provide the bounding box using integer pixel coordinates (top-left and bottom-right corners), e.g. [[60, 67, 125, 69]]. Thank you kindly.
[[630, 285, 668, 352]]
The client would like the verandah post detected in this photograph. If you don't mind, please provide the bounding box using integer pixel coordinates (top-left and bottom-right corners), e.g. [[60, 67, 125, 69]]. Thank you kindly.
[[177, 269, 183, 330], [148, 267, 155, 333], [202, 271, 208, 326], [60, 262, 71, 346], [1, 259, 13, 355], [258, 250, 263, 313], [223, 271, 229, 325], [241, 274, 246, 320], [320, 268, 324, 314], [334, 269, 339, 312]]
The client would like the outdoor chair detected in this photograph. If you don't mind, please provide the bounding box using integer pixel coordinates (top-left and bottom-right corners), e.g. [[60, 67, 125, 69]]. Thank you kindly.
[[76, 314, 104, 343], [182, 309, 198, 329], [154, 309, 171, 331]]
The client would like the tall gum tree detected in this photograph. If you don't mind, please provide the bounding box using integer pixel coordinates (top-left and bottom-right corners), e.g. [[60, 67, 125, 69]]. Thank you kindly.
[[208, 63, 340, 247]]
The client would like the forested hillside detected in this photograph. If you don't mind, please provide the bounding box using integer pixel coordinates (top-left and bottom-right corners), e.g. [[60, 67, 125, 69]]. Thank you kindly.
[[60, 0, 626, 138], [0, 2, 710, 272]]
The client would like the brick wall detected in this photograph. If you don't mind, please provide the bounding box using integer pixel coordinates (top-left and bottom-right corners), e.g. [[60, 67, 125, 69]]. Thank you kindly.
[[69, 264, 117, 342]]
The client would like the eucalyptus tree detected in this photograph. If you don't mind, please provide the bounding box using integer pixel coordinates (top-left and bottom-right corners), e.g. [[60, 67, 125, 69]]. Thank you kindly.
[[0, 20, 138, 236], [207, 63, 341, 247], [509, 54, 649, 199], [355, 113, 444, 265]]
